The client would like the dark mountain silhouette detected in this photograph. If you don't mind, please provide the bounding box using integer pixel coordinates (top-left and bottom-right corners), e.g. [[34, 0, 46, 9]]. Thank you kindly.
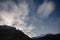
[[32, 34, 60, 40], [0, 25, 31, 40], [0, 25, 60, 40]]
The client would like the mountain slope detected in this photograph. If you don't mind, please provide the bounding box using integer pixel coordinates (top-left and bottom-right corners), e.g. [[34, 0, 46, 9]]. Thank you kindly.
[[0, 25, 31, 40], [32, 34, 60, 40]]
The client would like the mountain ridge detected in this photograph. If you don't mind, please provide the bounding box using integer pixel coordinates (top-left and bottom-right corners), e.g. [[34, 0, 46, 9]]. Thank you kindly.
[[0, 25, 60, 40]]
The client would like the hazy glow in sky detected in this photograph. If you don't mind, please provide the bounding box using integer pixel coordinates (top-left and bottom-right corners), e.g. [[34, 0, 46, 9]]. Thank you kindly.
[[0, 0, 60, 38]]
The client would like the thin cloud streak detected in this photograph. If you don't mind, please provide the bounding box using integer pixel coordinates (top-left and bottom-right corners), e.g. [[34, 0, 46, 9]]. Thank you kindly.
[[37, 0, 56, 18]]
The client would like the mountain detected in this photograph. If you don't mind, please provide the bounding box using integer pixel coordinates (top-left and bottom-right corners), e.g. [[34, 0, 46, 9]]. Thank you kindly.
[[0, 25, 60, 40], [0, 25, 32, 40], [32, 34, 60, 40]]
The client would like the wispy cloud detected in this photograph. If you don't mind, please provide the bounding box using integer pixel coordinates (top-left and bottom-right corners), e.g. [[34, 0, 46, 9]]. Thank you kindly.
[[37, 0, 56, 18], [0, 0, 36, 37], [25, 0, 60, 36]]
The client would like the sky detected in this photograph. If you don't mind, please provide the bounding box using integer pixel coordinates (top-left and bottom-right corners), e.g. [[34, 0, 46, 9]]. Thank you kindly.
[[0, 0, 60, 38]]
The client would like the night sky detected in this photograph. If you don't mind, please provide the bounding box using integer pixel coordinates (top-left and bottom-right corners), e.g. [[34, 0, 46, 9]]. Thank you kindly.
[[0, 0, 60, 38]]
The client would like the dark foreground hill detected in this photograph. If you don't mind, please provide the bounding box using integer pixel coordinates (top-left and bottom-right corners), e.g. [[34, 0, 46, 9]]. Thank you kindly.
[[0, 25, 60, 40], [33, 34, 60, 40], [0, 25, 31, 40], [42, 34, 60, 40]]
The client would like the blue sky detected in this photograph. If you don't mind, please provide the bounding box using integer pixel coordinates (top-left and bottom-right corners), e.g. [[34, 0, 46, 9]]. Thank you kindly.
[[0, 0, 60, 37]]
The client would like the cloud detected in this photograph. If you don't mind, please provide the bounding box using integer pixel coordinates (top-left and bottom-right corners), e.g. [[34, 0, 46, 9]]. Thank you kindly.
[[0, 0, 60, 38], [37, 0, 56, 18], [25, 0, 60, 37], [0, 0, 36, 38]]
